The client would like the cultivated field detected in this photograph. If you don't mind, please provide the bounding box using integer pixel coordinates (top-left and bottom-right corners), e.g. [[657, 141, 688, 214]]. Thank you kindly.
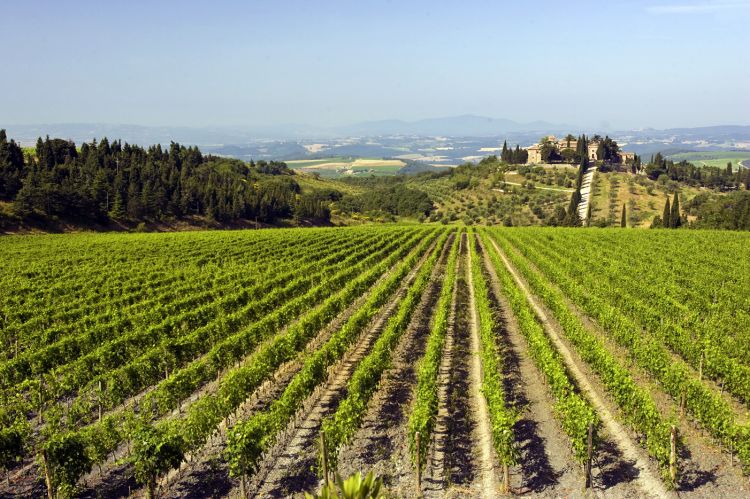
[[666, 151, 750, 169], [285, 157, 406, 177], [1, 227, 749, 498]]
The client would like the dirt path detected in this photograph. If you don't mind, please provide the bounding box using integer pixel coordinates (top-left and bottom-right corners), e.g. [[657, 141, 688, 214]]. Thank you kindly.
[[465, 235, 502, 498], [488, 237, 672, 499], [496, 183, 574, 193], [477, 239, 582, 497], [243, 238, 444, 498], [335, 234, 453, 496]]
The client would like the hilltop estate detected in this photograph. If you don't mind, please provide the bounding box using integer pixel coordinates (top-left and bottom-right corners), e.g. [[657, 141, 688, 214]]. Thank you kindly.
[[526, 135, 635, 164]]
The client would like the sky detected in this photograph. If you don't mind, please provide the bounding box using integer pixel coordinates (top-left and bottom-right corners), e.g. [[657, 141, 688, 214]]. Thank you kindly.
[[1, 0, 749, 131]]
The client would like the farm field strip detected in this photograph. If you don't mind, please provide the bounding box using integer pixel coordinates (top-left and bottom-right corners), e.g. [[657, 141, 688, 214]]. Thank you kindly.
[[407, 231, 460, 476], [422, 233, 463, 494], [466, 231, 511, 496], [478, 233, 598, 466], [476, 235, 584, 494]]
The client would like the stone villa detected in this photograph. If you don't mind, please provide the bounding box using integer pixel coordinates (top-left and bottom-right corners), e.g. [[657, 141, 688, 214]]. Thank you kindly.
[[525, 136, 634, 164]]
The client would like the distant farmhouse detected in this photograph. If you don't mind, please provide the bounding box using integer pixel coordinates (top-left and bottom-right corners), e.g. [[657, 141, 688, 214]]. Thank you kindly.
[[525, 135, 634, 165]]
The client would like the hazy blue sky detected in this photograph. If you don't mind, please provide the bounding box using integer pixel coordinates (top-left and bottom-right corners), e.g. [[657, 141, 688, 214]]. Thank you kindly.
[[1, 0, 748, 130]]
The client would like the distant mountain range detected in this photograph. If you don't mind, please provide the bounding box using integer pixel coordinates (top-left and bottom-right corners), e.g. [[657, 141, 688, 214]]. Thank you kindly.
[[2, 119, 749, 158], [336, 115, 574, 136], [2, 115, 575, 145]]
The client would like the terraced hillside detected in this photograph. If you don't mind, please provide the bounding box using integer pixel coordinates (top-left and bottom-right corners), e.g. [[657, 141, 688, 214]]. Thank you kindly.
[[1, 227, 749, 498]]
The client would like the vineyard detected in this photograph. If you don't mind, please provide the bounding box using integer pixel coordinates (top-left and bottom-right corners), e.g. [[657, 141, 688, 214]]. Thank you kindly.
[[1, 226, 750, 498]]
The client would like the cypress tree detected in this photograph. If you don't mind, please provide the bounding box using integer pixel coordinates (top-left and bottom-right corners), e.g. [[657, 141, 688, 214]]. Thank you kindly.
[[621, 204, 626, 228], [663, 197, 671, 228], [671, 192, 681, 228], [586, 203, 592, 226]]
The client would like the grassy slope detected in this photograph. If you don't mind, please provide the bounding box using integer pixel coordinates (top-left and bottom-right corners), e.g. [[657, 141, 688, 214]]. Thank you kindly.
[[589, 172, 705, 228], [406, 169, 568, 226], [294, 171, 365, 196]]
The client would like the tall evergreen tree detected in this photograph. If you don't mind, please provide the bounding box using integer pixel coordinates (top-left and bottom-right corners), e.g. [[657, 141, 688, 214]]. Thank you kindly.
[[621, 204, 627, 228], [501, 140, 509, 163], [663, 197, 671, 228], [671, 191, 681, 228]]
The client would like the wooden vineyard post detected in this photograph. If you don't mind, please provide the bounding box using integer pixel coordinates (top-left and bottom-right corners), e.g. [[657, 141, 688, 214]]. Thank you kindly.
[[320, 430, 329, 488], [503, 464, 511, 494], [670, 425, 678, 487], [240, 473, 247, 498], [415, 431, 422, 496], [41, 450, 53, 499], [584, 423, 593, 489], [38, 377, 44, 424], [679, 389, 686, 417]]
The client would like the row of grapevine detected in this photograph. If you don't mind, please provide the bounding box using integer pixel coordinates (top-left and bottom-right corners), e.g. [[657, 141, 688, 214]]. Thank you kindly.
[[406, 231, 461, 467], [467, 231, 517, 473]]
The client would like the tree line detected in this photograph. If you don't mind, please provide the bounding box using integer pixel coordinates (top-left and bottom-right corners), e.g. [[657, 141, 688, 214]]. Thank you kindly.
[[500, 141, 529, 164], [643, 152, 749, 190], [651, 192, 682, 228], [0, 130, 331, 227]]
